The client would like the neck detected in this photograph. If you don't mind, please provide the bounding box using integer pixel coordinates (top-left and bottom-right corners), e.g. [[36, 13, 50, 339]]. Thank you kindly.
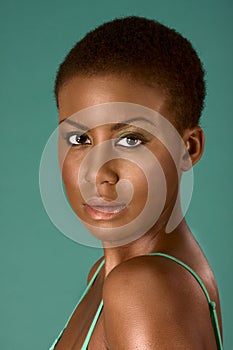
[[102, 205, 189, 277]]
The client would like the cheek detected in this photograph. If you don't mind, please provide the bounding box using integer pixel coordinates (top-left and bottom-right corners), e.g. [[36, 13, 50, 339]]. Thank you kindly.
[[61, 152, 83, 197], [58, 135, 84, 185], [117, 160, 149, 215], [156, 149, 179, 201], [124, 164, 148, 199], [148, 138, 179, 186]]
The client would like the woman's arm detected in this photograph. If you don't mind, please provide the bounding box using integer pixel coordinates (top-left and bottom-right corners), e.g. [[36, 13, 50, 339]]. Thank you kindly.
[[103, 256, 218, 350]]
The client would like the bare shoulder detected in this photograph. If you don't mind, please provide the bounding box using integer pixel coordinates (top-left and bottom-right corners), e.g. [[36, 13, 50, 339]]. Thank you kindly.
[[103, 255, 218, 349], [87, 256, 104, 284], [103, 254, 206, 295]]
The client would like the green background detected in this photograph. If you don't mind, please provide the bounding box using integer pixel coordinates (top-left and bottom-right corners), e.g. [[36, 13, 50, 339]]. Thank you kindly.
[[1, 0, 232, 349]]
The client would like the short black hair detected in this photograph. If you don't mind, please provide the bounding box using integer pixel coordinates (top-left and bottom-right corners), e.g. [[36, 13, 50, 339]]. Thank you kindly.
[[55, 16, 206, 131]]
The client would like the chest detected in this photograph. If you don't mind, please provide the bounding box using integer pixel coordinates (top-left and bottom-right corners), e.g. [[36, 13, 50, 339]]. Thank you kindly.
[[54, 278, 108, 350]]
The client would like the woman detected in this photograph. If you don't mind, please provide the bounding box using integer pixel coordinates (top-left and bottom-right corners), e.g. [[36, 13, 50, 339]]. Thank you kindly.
[[49, 16, 223, 349]]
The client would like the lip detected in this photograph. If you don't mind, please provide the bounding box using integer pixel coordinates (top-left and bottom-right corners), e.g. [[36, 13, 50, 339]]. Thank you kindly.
[[83, 198, 127, 220]]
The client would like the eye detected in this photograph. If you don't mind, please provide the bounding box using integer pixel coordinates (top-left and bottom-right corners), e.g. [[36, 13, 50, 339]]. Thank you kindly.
[[66, 133, 91, 146], [116, 134, 145, 148]]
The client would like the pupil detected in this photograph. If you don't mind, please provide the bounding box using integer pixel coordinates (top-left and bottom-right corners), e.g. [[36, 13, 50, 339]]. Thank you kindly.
[[127, 137, 137, 145], [76, 135, 85, 143]]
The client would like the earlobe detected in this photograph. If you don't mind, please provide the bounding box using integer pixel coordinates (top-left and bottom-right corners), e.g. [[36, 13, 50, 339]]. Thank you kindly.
[[181, 126, 205, 171]]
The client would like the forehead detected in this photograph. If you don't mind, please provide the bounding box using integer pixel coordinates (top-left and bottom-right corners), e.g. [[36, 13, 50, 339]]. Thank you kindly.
[[58, 75, 172, 122], [58, 101, 163, 133]]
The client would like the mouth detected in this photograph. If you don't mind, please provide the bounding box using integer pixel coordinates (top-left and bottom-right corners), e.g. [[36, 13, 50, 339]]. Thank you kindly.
[[83, 198, 127, 220]]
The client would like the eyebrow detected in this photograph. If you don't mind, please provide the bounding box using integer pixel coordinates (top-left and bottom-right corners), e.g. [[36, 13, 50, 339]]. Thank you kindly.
[[110, 117, 156, 131], [58, 116, 156, 130], [58, 118, 89, 131]]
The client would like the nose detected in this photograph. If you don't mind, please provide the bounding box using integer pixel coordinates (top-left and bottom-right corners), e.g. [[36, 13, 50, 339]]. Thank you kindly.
[[83, 141, 119, 186], [85, 160, 119, 185]]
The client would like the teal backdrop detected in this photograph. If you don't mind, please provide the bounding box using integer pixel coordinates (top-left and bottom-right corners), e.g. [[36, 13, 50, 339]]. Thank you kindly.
[[1, 0, 232, 349]]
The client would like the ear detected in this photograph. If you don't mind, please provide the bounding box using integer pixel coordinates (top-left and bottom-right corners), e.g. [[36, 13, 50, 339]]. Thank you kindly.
[[181, 126, 205, 171]]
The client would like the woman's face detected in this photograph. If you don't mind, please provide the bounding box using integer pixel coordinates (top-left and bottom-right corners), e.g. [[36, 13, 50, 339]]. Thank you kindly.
[[58, 75, 181, 243]]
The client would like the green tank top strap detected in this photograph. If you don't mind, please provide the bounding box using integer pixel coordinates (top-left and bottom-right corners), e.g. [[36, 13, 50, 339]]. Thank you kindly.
[[148, 252, 223, 350], [49, 259, 105, 350], [81, 300, 104, 350]]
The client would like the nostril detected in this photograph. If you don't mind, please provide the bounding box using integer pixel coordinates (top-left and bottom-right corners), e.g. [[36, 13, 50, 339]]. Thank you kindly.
[[97, 167, 119, 186], [100, 175, 119, 185], [83, 165, 119, 185]]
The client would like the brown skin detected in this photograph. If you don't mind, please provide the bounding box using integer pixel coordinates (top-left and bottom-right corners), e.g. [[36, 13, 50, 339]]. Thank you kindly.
[[55, 75, 222, 349]]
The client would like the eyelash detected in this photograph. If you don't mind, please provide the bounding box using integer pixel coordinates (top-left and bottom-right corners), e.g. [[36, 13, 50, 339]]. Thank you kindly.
[[63, 131, 150, 148], [115, 133, 149, 148]]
